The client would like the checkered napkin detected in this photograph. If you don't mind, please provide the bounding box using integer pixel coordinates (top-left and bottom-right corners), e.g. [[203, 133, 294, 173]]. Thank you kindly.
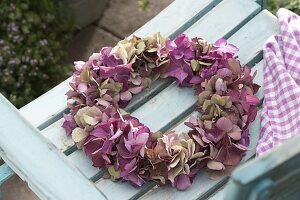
[[256, 9, 300, 156]]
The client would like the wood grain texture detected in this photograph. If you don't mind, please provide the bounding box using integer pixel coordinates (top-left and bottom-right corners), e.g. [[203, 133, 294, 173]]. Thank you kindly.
[[0, 95, 107, 200]]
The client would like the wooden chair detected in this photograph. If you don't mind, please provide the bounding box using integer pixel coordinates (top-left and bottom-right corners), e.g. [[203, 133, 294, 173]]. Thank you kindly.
[[2, 0, 295, 199], [208, 134, 300, 200]]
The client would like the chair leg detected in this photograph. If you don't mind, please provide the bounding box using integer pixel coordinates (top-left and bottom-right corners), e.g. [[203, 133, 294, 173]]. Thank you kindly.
[[0, 163, 14, 186], [0, 163, 15, 199]]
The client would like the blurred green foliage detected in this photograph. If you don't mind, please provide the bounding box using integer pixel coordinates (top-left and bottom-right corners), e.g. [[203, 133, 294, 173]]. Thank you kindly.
[[0, 0, 74, 108], [268, 0, 300, 15], [138, 0, 150, 11]]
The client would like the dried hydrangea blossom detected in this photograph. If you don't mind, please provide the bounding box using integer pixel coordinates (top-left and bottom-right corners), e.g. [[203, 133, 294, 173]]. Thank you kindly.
[[62, 33, 260, 191], [184, 58, 259, 180], [164, 35, 239, 86], [65, 33, 168, 110], [147, 132, 207, 190]]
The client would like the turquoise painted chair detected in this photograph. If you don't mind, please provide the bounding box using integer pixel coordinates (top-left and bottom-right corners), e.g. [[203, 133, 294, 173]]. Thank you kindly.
[[2, 0, 297, 199], [225, 134, 300, 200]]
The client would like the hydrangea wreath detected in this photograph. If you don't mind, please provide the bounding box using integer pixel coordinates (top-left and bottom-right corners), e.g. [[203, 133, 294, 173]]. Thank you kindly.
[[62, 33, 260, 191]]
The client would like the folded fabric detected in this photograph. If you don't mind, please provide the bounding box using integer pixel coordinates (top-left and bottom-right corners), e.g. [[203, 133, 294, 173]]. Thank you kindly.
[[257, 9, 300, 156]]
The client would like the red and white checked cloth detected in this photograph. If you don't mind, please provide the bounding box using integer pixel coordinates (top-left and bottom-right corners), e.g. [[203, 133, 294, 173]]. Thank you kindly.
[[256, 9, 300, 156]]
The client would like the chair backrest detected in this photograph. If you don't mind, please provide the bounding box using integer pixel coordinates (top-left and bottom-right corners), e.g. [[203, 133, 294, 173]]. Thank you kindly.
[[225, 134, 300, 200]]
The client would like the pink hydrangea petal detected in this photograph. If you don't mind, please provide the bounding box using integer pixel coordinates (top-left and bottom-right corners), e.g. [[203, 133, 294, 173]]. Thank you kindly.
[[217, 68, 232, 78], [77, 83, 88, 93], [109, 128, 123, 140], [216, 117, 233, 132], [246, 95, 259, 104], [129, 86, 144, 94], [120, 91, 132, 101], [227, 125, 242, 140], [173, 174, 192, 191], [207, 160, 225, 170], [165, 66, 188, 84], [74, 61, 85, 71], [125, 172, 145, 187]]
